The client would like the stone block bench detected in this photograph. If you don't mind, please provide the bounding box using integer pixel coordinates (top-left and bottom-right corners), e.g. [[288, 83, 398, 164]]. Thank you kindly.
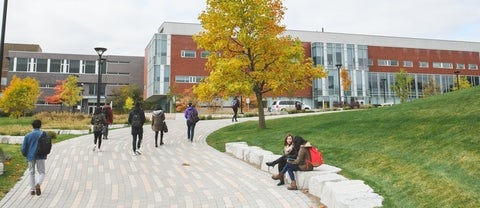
[[225, 142, 383, 207]]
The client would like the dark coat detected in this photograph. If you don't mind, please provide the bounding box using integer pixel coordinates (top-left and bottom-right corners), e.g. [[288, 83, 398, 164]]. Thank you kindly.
[[128, 107, 146, 135]]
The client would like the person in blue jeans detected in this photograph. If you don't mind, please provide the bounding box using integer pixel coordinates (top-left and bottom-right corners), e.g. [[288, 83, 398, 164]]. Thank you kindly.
[[271, 136, 313, 190], [184, 102, 198, 142]]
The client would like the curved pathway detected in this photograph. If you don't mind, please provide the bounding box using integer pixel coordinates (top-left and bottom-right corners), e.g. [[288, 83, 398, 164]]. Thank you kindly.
[[0, 113, 320, 207]]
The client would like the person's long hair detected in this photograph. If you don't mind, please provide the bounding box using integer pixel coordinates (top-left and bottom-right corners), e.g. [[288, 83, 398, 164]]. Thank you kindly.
[[292, 136, 307, 154], [283, 133, 294, 146]]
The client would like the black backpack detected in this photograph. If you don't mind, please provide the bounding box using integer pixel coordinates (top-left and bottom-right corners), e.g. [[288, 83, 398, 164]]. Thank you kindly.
[[36, 131, 52, 157], [131, 113, 142, 128]]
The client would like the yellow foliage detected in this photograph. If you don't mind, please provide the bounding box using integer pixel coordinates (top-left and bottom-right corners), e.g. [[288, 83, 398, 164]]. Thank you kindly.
[[193, 0, 326, 128], [0, 75, 41, 118]]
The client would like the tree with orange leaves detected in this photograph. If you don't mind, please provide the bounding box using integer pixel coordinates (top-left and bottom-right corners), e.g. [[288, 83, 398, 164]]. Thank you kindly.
[[340, 68, 351, 91]]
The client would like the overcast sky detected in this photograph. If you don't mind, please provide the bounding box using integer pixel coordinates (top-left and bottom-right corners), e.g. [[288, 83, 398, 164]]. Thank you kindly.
[[3, 0, 480, 56]]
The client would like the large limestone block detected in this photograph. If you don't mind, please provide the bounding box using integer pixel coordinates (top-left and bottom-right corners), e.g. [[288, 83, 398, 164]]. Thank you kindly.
[[321, 180, 382, 208], [261, 154, 282, 174], [245, 148, 273, 166], [225, 142, 248, 159], [308, 173, 348, 197]]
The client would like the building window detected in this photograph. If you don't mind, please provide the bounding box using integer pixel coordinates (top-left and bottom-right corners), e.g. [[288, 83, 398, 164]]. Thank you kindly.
[[200, 51, 211, 59], [433, 62, 453, 69], [419, 61, 429, 68], [181, 50, 196, 58], [368, 59, 373, 66], [456, 63, 465, 70], [16, 58, 28, 71], [69, 60, 80, 73], [378, 59, 398, 66], [175, 75, 206, 83], [36, 59, 48, 72], [403, 61, 413, 67], [50, 59, 62, 73], [84, 60, 96, 74], [468, 64, 478, 70]]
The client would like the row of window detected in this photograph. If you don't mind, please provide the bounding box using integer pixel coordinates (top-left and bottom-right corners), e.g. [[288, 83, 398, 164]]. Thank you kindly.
[[175, 75, 206, 83], [181, 50, 211, 59], [376, 59, 478, 70], [11, 57, 108, 74]]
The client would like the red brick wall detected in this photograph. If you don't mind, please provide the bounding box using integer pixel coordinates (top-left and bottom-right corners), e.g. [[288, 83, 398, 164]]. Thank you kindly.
[[368, 46, 480, 75]]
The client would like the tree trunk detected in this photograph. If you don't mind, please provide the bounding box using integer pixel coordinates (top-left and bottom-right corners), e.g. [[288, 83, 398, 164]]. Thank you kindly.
[[255, 91, 266, 129]]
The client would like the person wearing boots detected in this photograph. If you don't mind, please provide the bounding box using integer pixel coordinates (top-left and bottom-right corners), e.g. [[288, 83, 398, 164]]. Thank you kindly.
[[151, 105, 166, 147], [271, 136, 314, 190], [265, 133, 296, 185]]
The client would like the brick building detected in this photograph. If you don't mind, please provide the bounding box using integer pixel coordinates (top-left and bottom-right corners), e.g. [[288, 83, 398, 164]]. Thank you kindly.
[[144, 22, 480, 109]]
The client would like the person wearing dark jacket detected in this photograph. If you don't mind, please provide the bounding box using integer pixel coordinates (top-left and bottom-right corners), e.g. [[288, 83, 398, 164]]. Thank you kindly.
[[91, 107, 107, 152], [184, 102, 198, 142], [21, 119, 49, 196], [231, 96, 240, 122], [128, 102, 146, 155], [271, 136, 313, 190], [151, 105, 166, 147], [265, 133, 296, 185]]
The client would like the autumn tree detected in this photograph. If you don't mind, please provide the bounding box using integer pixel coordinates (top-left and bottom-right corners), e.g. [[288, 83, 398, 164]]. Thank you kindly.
[[391, 69, 413, 103], [124, 96, 134, 111], [0, 75, 41, 118], [193, 0, 326, 129], [452, 75, 471, 91], [340, 68, 351, 92], [45, 75, 82, 112], [110, 85, 142, 112]]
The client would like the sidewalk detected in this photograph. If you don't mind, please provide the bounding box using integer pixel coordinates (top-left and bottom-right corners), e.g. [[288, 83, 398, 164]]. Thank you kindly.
[[0, 113, 320, 207]]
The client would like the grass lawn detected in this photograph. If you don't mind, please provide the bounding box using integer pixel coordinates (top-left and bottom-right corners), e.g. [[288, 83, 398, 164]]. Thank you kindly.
[[206, 87, 480, 207]]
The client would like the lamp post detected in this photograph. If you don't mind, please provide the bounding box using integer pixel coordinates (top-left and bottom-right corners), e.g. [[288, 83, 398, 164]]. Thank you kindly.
[[335, 64, 342, 107], [381, 78, 387, 103], [94, 47, 107, 107], [454, 70, 460, 90]]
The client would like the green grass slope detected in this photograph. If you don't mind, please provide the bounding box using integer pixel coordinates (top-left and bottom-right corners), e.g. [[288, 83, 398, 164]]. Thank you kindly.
[[207, 87, 480, 207]]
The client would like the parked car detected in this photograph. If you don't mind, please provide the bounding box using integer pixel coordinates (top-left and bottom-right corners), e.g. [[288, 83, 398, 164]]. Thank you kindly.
[[270, 100, 311, 112]]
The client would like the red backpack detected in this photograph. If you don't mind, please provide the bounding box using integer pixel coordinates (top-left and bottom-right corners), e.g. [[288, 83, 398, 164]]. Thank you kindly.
[[306, 146, 323, 168]]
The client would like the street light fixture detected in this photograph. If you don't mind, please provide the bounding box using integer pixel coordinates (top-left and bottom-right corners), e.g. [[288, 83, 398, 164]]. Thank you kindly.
[[454, 70, 460, 90], [335, 64, 342, 107], [94, 47, 107, 107]]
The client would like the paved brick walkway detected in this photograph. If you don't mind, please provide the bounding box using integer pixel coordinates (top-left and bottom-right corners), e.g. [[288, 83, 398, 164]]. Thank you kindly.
[[0, 113, 320, 207]]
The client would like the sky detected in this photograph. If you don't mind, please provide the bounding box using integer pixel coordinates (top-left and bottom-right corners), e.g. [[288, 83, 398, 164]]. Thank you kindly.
[[2, 0, 480, 56]]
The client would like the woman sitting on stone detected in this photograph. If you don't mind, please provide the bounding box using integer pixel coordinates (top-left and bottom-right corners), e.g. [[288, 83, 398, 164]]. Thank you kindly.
[[265, 133, 296, 185], [271, 136, 313, 190]]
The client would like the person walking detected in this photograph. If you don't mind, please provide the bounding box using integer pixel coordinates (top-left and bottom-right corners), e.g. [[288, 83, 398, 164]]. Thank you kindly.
[[151, 104, 166, 147], [265, 133, 296, 185], [271, 136, 313, 190], [21, 119, 49, 196], [91, 107, 107, 152], [128, 102, 146, 155], [102, 103, 114, 140], [184, 102, 198, 142], [231, 96, 240, 122]]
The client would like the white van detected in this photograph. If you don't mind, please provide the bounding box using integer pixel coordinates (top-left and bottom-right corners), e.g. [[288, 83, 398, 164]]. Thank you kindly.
[[270, 100, 311, 111]]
